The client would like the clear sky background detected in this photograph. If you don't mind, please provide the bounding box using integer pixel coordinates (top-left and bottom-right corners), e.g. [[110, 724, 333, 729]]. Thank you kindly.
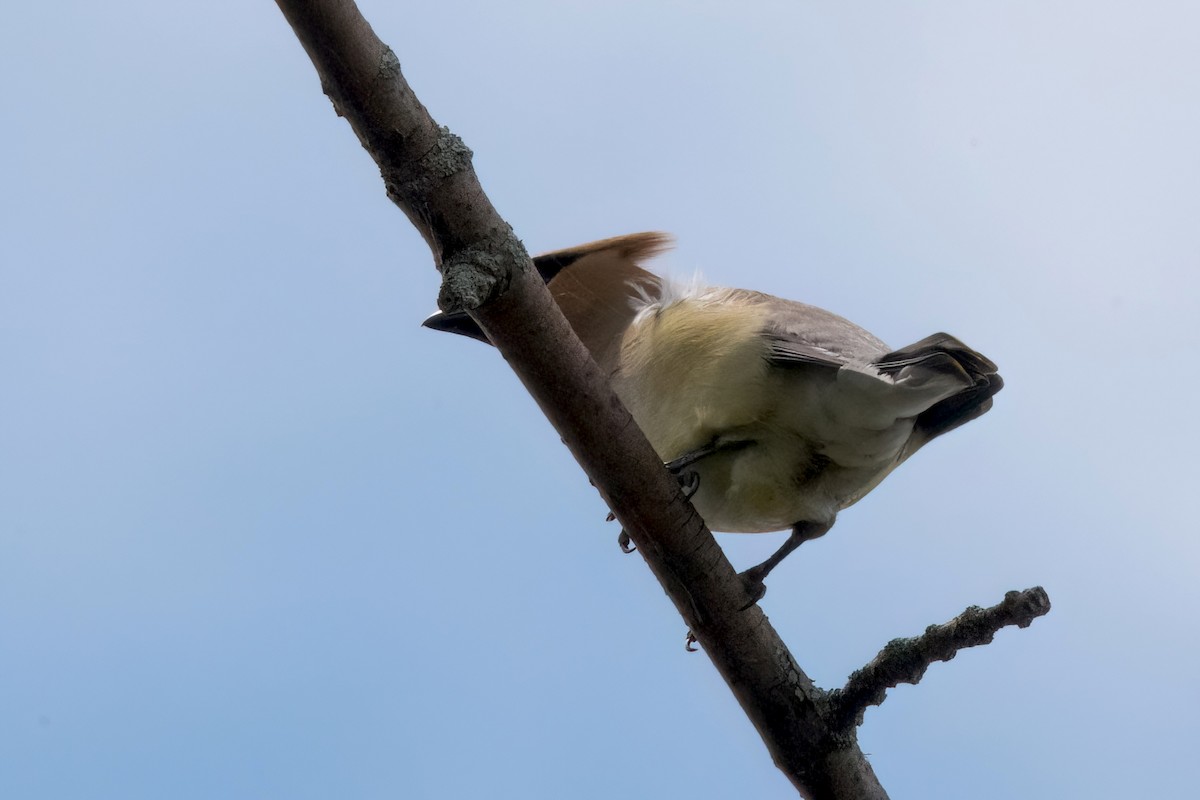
[[3, 2, 1197, 798]]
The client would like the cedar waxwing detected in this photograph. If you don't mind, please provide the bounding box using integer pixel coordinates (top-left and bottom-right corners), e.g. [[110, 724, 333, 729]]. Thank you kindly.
[[425, 233, 1002, 601]]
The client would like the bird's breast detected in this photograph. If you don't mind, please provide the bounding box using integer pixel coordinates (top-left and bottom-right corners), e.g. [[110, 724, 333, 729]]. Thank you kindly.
[[609, 296, 907, 533], [612, 297, 773, 458]]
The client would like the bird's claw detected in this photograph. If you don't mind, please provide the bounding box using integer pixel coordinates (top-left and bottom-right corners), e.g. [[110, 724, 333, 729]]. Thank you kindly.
[[676, 469, 701, 500], [685, 631, 698, 652], [664, 454, 702, 500], [617, 529, 636, 554]]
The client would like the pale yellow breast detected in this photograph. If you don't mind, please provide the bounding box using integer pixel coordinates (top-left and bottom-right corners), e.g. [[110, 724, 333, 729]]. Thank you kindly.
[[611, 297, 773, 462]]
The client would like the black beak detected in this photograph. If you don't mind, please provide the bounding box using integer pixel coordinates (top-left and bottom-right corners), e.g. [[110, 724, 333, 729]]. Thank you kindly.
[[421, 309, 493, 345]]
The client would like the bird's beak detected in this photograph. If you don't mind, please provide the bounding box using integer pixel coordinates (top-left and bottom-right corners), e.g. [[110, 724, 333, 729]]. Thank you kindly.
[[421, 309, 493, 345]]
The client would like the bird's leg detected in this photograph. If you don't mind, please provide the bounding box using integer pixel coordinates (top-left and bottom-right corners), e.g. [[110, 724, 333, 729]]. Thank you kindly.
[[738, 520, 832, 607], [664, 446, 717, 475], [617, 439, 751, 554], [665, 437, 753, 474], [665, 437, 753, 498]]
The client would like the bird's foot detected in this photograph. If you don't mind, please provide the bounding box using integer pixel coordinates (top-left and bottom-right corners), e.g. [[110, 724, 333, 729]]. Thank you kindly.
[[673, 468, 701, 500], [685, 631, 699, 652], [617, 529, 636, 554], [737, 565, 769, 610], [666, 439, 758, 500]]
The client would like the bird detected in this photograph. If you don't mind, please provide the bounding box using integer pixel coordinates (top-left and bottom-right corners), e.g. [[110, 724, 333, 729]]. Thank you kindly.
[[424, 233, 1002, 602]]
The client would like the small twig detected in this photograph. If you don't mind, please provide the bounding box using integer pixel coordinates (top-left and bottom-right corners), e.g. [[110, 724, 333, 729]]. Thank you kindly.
[[828, 587, 1051, 732]]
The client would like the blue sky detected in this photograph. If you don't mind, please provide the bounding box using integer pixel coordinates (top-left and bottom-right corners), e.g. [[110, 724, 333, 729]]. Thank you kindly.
[[2, 2, 1197, 798]]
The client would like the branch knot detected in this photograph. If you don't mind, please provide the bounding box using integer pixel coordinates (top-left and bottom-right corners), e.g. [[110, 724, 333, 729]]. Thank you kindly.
[[437, 228, 527, 312], [384, 126, 474, 208]]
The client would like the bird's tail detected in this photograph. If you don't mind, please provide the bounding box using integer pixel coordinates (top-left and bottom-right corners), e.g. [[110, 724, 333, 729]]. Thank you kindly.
[[874, 333, 1004, 456]]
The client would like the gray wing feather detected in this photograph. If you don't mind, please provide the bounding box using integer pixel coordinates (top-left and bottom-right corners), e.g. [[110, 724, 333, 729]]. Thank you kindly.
[[758, 295, 890, 371]]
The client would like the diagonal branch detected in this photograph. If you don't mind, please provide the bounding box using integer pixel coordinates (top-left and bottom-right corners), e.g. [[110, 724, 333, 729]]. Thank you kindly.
[[273, 3, 885, 797], [828, 587, 1052, 732], [272, 2, 1048, 798]]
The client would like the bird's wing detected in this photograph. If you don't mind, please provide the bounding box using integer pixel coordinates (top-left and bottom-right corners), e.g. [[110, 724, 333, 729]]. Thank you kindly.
[[757, 295, 890, 371], [762, 334, 848, 369], [757, 300, 999, 452]]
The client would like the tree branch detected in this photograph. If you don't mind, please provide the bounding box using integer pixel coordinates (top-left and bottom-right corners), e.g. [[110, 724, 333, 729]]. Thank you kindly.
[[828, 587, 1052, 732], [272, 3, 1048, 797]]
